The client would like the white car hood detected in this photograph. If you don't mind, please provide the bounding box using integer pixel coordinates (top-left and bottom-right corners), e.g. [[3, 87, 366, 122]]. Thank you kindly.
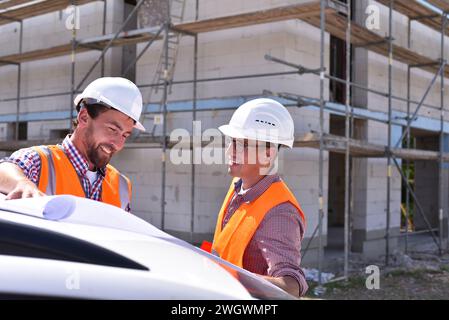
[[0, 195, 291, 299]]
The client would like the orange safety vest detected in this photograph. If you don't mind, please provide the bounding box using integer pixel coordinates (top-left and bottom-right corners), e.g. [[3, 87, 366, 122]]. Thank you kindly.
[[32, 145, 131, 210], [212, 178, 306, 268]]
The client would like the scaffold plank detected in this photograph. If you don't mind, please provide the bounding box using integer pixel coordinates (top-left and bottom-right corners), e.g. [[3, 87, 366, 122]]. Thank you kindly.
[[0, 2, 324, 65], [0, 0, 97, 26], [427, 0, 449, 13], [0, 0, 34, 11], [300, 10, 449, 77], [377, 0, 446, 34], [1, 132, 446, 161], [295, 132, 449, 161], [173, 1, 325, 34]]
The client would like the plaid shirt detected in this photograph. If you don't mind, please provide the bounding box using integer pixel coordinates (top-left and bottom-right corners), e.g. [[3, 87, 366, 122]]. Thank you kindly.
[[1, 135, 108, 204], [222, 174, 308, 297]]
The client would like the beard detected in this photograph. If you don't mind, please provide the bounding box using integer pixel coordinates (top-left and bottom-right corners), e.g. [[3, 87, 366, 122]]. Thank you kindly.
[[86, 143, 114, 169], [84, 126, 115, 169]]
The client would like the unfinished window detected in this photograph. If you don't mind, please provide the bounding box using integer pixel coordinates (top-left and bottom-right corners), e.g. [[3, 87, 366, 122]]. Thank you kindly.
[[7, 122, 27, 141]]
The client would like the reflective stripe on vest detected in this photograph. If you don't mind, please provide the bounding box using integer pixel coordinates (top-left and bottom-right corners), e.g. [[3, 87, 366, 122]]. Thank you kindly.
[[118, 173, 131, 210], [211, 178, 306, 268], [34, 146, 56, 195], [32, 145, 131, 211]]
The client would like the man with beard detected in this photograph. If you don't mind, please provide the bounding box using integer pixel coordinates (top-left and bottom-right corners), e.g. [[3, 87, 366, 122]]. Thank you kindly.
[[0, 77, 145, 212]]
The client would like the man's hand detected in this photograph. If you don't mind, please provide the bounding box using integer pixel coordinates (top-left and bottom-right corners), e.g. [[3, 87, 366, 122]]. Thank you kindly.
[[0, 162, 46, 200], [261, 275, 300, 298], [5, 178, 46, 200]]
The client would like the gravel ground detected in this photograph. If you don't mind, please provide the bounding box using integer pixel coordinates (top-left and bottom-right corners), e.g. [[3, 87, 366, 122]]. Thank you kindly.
[[304, 252, 449, 300]]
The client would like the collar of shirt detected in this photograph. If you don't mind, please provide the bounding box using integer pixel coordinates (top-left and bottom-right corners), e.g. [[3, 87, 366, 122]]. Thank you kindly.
[[61, 135, 106, 178], [233, 174, 281, 203]]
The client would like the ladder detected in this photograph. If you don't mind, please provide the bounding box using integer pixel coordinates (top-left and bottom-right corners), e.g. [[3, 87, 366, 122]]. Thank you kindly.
[[141, 0, 187, 136]]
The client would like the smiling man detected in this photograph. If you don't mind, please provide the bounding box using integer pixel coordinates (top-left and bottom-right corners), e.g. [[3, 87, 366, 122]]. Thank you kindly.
[[212, 98, 308, 298], [0, 77, 145, 212]]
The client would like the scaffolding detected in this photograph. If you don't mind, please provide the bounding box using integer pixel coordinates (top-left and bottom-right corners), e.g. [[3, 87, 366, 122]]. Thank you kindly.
[[1, 0, 449, 292], [265, 0, 449, 288]]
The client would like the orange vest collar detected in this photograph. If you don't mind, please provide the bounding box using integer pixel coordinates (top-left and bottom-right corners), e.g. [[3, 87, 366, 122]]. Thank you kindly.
[[212, 178, 305, 268]]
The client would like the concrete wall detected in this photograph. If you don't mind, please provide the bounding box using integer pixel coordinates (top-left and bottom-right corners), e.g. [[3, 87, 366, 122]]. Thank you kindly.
[[130, 0, 332, 251], [135, 19, 327, 104], [0, 0, 126, 131], [367, 0, 449, 122], [111, 104, 330, 248]]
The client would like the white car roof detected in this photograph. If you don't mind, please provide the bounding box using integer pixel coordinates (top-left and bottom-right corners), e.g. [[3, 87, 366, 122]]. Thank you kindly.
[[0, 195, 293, 300]]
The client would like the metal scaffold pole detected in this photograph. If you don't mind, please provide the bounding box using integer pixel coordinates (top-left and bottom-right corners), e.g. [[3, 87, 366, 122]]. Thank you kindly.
[[161, 2, 171, 231], [15, 20, 23, 141], [69, 0, 77, 132], [317, 0, 326, 293], [101, 0, 107, 77], [405, 14, 412, 254], [191, 0, 199, 243], [386, 0, 394, 266], [344, 0, 351, 280], [75, 0, 146, 93], [405, 63, 411, 253], [438, 13, 447, 255]]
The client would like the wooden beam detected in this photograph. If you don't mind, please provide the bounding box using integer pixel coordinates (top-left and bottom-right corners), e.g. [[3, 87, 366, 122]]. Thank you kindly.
[[0, 0, 97, 26], [427, 0, 449, 13], [294, 132, 449, 161], [377, 0, 447, 34], [295, 132, 386, 157], [2, 0, 447, 83], [0, 44, 87, 66], [0, 2, 324, 65], [0, 32, 156, 65], [1, 132, 448, 161], [0, 0, 34, 11], [301, 11, 449, 77], [391, 148, 449, 161], [173, 1, 325, 34]]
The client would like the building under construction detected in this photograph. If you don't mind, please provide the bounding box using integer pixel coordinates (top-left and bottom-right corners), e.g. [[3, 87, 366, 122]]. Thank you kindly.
[[1, 0, 449, 281]]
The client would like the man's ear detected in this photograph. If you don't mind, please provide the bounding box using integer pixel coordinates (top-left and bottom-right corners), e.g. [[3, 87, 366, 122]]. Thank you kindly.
[[258, 145, 275, 167], [77, 108, 89, 127], [265, 145, 277, 159]]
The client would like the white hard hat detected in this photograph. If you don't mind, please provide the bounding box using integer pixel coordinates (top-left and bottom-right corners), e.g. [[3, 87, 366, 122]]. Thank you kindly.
[[74, 77, 145, 131], [219, 98, 295, 148]]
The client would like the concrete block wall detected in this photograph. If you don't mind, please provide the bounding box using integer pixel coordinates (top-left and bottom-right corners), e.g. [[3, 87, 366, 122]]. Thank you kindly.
[[122, 0, 332, 249], [282, 147, 329, 240], [373, 0, 449, 60], [367, 0, 449, 122], [112, 103, 329, 247], [365, 51, 449, 122], [343, 0, 449, 258], [0, 0, 126, 119], [110, 146, 231, 240], [351, 110, 402, 257], [136, 19, 329, 104], [26, 120, 69, 140]]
